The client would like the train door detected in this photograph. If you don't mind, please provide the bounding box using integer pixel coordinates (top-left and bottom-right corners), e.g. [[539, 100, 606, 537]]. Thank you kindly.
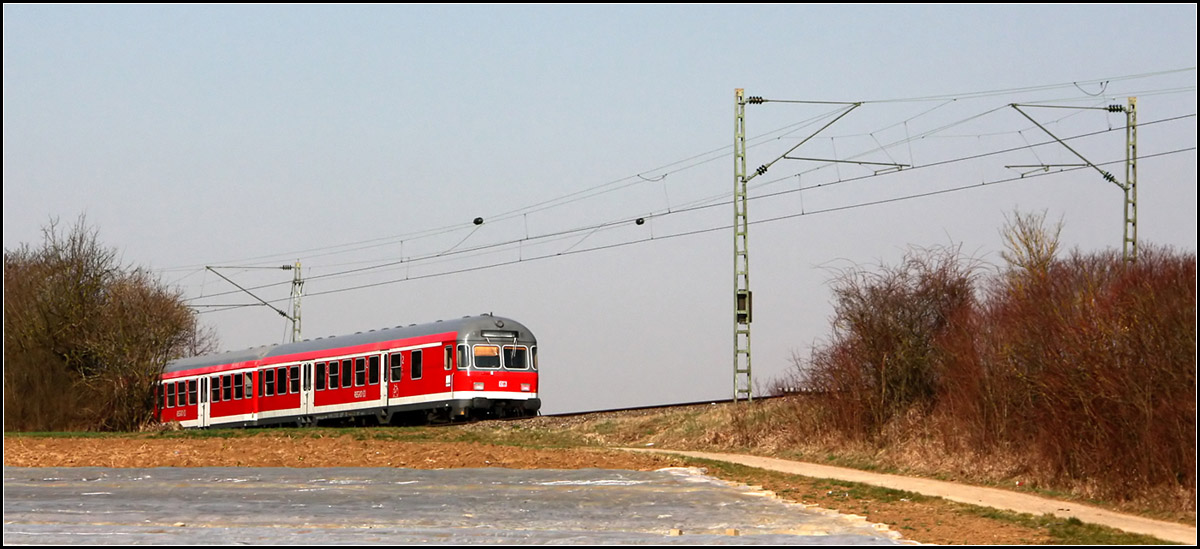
[[198, 377, 211, 428], [443, 345, 454, 393], [300, 362, 315, 417], [387, 350, 403, 403], [375, 353, 386, 403]]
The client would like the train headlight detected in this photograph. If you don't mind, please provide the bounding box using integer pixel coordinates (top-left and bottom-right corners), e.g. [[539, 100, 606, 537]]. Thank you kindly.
[[473, 382, 485, 391], [521, 383, 530, 392]]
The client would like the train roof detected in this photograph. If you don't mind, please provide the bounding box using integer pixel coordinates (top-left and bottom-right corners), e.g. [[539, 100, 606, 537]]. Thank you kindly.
[[165, 314, 534, 374]]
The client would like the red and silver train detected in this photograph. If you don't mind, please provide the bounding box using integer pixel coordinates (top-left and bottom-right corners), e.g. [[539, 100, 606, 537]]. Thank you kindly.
[[156, 314, 540, 428]]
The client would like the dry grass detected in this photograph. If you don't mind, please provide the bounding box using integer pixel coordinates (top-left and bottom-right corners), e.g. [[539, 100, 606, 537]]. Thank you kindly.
[[527, 398, 1195, 525]]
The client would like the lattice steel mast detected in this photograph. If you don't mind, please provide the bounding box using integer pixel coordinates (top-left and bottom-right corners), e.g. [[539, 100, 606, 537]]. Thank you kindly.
[[733, 89, 752, 402], [205, 263, 304, 343], [1009, 97, 1139, 262], [289, 260, 304, 343], [1123, 98, 1138, 262]]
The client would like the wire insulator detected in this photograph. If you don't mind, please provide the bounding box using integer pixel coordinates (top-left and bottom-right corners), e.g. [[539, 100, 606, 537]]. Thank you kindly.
[[747, 96, 764, 104], [473, 217, 484, 225], [1107, 105, 1125, 113], [756, 165, 768, 176]]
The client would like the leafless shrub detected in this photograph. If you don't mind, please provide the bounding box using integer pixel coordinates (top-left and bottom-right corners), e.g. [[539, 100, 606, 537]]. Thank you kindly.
[[980, 243, 1195, 501], [783, 210, 1194, 506], [805, 244, 982, 439], [4, 216, 218, 431]]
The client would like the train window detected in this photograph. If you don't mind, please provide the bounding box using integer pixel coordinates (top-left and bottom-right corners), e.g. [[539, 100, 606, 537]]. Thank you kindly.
[[177, 381, 186, 405], [444, 346, 453, 371], [411, 350, 423, 380], [355, 358, 366, 387], [329, 362, 339, 389], [474, 345, 500, 369], [211, 376, 221, 403], [532, 346, 538, 371], [167, 383, 176, 408], [368, 356, 380, 385], [503, 346, 527, 370], [234, 374, 244, 400], [457, 345, 468, 370], [264, 369, 275, 396], [341, 360, 352, 388], [389, 353, 403, 382], [290, 366, 300, 394], [188, 380, 198, 406], [222, 375, 232, 401], [316, 362, 326, 390], [245, 372, 254, 398], [276, 367, 287, 395]]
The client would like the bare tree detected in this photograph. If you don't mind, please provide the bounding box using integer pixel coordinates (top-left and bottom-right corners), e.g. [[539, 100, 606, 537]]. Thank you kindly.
[[999, 209, 1062, 279]]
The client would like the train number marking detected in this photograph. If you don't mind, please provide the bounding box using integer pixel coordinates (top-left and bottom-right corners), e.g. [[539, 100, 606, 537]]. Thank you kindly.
[[354, 390, 367, 399]]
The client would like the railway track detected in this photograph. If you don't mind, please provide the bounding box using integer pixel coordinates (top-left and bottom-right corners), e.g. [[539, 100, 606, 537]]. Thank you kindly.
[[462, 394, 790, 427], [544, 394, 786, 418]]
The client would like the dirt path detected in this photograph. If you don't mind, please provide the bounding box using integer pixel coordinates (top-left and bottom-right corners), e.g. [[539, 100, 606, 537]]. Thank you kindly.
[[623, 448, 1198, 545]]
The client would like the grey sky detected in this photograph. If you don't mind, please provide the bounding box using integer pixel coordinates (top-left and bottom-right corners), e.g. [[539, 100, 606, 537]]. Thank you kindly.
[[4, 5, 1196, 414]]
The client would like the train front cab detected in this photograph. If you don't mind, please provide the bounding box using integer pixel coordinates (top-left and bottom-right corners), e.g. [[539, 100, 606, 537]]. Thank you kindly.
[[448, 335, 540, 420]]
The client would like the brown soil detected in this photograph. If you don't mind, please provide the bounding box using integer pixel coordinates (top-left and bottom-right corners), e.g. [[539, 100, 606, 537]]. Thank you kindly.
[[3, 435, 683, 470], [5, 434, 1070, 544]]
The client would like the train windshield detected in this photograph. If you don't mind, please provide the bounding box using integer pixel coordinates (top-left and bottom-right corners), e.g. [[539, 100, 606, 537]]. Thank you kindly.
[[474, 345, 501, 369], [503, 346, 527, 369]]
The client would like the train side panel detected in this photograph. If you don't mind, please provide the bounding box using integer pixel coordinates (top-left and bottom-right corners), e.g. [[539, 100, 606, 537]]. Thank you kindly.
[[257, 363, 302, 424], [207, 366, 258, 427]]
